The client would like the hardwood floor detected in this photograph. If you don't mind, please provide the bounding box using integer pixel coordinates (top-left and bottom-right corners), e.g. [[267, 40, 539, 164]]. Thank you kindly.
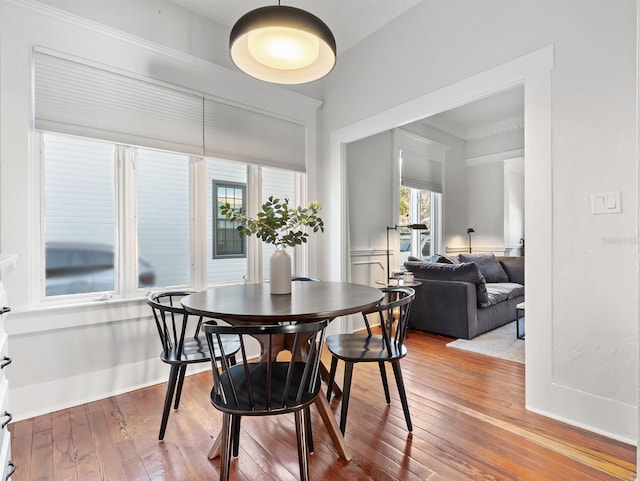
[[10, 329, 636, 481]]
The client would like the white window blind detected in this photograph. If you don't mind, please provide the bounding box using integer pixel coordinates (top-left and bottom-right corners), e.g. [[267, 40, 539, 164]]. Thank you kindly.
[[33, 51, 205, 155], [34, 50, 308, 170], [401, 151, 443, 193], [204, 98, 306, 172]]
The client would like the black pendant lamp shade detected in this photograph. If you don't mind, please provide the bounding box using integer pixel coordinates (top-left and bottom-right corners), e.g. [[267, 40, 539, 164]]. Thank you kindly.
[[230, 5, 337, 84]]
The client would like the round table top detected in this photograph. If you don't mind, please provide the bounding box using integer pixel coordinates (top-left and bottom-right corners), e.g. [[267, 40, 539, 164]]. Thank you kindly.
[[181, 281, 383, 322]]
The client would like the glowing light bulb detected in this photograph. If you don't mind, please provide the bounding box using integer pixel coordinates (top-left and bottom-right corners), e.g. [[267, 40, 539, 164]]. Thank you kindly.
[[248, 27, 320, 70]]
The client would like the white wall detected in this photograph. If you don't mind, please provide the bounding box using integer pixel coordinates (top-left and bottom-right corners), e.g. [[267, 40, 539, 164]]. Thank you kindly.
[[34, 0, 233, 72], [346, 132, 392, 329], [505, 160, 525, 253], [347, 132, 394, 256], [466, 162, 505, 250], [318, 0, 637, 444], [0, 0, 321, 419]]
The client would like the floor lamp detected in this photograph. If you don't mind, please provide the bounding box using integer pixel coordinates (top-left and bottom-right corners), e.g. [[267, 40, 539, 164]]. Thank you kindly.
[[467, 228, 475, 253], [386, 224, 428, 282]]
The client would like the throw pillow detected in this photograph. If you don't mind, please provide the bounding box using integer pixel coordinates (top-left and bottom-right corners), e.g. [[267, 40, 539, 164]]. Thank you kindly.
[[431, 254, 458, 264], [458, 253, 509, 283], [498, 256, 524, 285]]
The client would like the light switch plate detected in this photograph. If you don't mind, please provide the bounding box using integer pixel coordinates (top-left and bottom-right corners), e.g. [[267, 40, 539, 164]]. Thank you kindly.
[[591, 191, 621, 215]]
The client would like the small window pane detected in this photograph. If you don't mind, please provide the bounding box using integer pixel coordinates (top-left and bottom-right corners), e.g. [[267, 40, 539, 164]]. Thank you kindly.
[[214, 182, 246, 257], [399, 186, 434, 265], [137, 149, 190, 288], [43, 133, 116, 296]]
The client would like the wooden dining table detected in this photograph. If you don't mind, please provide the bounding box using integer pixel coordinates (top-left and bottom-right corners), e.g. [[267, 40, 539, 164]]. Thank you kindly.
[[181, 280, 383, 461]]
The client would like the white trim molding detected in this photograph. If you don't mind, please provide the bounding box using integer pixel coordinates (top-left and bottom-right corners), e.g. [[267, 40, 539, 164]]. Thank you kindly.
[[466, 148, 525, 167]]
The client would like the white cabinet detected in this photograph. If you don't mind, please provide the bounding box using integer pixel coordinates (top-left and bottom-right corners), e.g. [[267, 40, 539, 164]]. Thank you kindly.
[[0, 255, 16, 480]]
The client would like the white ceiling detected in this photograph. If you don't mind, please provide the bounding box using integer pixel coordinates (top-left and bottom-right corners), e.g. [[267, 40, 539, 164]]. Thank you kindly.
[[423, 86, 524, 140], [167, 0, 423, 54]]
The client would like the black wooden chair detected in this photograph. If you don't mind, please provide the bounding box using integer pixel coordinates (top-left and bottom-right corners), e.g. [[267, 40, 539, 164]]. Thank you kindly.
[[203, 319, 328, 481], [146, 290, 241, 441], [221, 276, 322, 460], [325, 286, 415, 435]]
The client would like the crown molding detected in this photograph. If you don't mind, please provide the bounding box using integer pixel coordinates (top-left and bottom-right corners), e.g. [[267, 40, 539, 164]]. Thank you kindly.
[[422, 115, 524, 141], [420, 118, 466, 139], [466, 116, 524, 140]]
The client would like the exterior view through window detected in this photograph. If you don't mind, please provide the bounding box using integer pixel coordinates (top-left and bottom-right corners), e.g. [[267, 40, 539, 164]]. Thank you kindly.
[[399, 185, 438, 264], [43, 134, 119, 296], [42, 132, 303, 298]]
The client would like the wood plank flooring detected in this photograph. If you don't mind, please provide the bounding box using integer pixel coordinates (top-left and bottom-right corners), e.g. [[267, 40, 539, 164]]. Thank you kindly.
[[9, 329, 637, 480]]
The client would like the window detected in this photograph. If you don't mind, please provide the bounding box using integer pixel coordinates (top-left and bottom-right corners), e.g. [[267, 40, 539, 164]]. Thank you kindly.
[[43, 134, 191, 296], [40, 132, 306, 300], [213, 181, 246, 258], [399, 185, 441, 264], [137, 148, 191, 288], [34, 51, 311, 303], [43, 133, 116, 296]]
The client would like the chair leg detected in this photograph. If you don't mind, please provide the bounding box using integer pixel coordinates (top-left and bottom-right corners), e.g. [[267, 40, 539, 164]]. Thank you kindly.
[[220, 412, 233, 481], [304, 406, 314, 454], [173, 364, 188, 410], [294, 409, 310, 481], [231, 415, 241, 457], [339, 362, 354, 435], [391, 360, 413, 432], [327, 356, 338, 402], [159, 364, 180, 440], [378, 361, 391, 404]]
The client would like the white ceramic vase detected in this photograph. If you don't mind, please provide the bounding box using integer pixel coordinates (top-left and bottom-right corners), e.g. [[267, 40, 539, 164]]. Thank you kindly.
[[270, 249, 292, 295]]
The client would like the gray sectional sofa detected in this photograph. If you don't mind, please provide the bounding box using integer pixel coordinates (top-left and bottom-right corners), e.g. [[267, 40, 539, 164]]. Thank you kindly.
[[403, 253, 524, 339]]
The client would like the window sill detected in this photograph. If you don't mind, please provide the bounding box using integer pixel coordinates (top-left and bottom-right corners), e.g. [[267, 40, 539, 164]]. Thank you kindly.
[[7, 294, 151, 336]]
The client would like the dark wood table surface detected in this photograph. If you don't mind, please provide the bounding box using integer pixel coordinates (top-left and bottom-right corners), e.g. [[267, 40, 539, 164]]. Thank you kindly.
[[181, 281, 383, 462], [181, 281, 383, 323]]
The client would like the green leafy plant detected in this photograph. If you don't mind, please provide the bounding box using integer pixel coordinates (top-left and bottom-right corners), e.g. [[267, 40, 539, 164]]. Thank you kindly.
[[220, 196, 324, 249]]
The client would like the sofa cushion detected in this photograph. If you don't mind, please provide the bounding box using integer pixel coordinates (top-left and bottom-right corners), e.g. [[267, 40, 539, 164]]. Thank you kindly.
[[404, 260, 488, 304], [498, 256, 525, 285], [480, 283, 525, 308], [458, 253, 509, 283], [482, 286, 509, 308]]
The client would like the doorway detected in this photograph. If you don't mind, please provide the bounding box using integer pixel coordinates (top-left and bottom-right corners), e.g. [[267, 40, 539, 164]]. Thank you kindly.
[[327, 46, 553, 410]]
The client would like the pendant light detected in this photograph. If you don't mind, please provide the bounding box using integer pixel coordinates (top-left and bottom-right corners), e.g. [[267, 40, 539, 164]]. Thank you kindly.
[[229, 2, 336, 84]]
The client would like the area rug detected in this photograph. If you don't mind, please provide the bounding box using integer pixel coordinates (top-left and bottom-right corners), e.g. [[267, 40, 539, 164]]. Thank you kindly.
[[446, 321, 524, 364]]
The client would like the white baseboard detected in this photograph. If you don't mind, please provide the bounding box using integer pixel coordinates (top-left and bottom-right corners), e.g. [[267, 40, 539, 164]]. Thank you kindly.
[[9, 358, 210, 422], [527, 382, 637, 446]]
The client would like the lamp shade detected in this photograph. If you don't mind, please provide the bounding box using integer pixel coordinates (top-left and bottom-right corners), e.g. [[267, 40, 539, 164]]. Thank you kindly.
[[230, 5, 336, 85]]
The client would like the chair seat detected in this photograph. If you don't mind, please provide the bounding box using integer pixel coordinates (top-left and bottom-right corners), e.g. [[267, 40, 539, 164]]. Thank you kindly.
[[326, 333, 407, 362], [211, 362, 321, 415]]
